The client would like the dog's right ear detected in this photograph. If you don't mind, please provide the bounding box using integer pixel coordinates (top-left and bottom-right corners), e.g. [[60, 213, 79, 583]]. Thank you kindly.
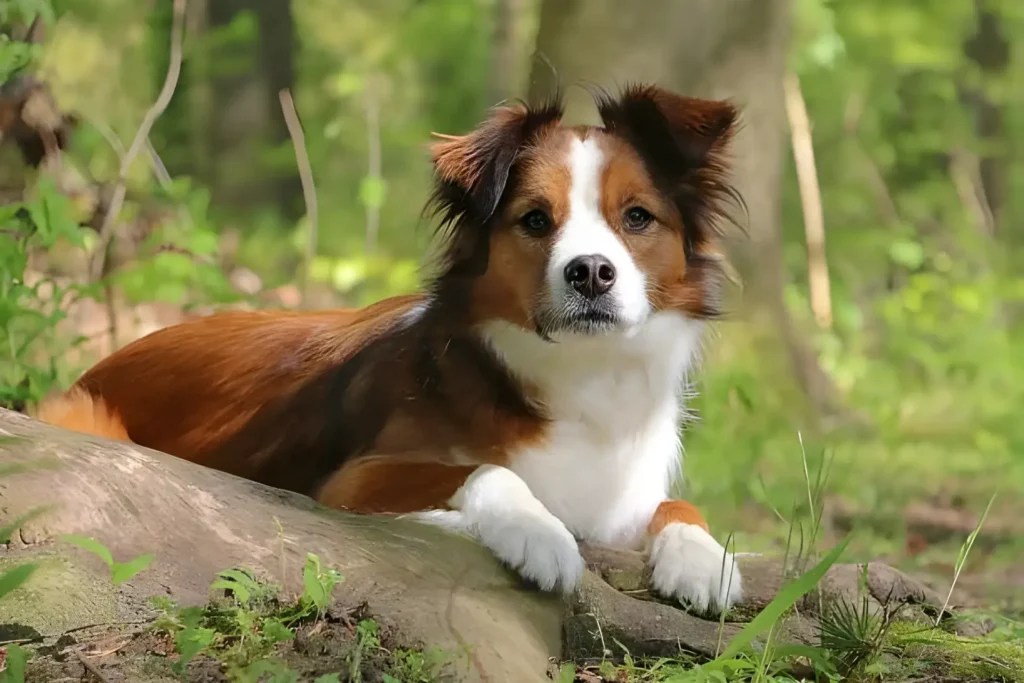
[[426, 97, 563, 277]]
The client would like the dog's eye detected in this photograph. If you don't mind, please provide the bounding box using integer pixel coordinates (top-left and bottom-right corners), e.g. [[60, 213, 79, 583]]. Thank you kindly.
[[520, 209, 552, 236], [624, 207, 654, 232]]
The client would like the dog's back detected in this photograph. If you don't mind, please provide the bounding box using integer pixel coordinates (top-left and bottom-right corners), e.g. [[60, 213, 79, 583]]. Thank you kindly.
[[36, 295, 424, 473]]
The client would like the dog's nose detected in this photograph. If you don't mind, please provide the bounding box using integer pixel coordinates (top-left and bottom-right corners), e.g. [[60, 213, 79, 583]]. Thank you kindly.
[[564, 254, 616, 299]]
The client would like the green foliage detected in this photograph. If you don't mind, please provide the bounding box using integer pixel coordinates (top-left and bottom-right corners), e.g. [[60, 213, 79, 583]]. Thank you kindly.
[[0, 179, 95, 408], [61, 534, 153, 585]]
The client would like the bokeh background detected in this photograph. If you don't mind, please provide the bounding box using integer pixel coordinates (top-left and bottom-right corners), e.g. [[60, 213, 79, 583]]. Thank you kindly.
[[2, 0, 1022, 614]]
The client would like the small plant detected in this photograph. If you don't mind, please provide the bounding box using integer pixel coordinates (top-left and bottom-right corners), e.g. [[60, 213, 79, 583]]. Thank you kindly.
[[149, 554, 347, 680], [297, 552, 345, 619], [61, 534, 153, 584], [818, 591, 900, 674]]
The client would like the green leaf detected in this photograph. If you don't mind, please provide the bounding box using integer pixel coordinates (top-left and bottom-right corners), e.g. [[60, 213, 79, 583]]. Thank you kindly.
[[1, 642, 31, 683], [210, 578, 250, 604], [210, 569, 260, 604], [888, 239, 925, 270], [173, 626, 215, 674], [314, 675, 342, 683], [62, 534, 115, 568], [716, 536, 851, 661], [557, 662, 576, 683], [111, 553, 154, 584], [0, 563, 37, 600], [261, 618, 295, 644], [302, 553, 327, 609]]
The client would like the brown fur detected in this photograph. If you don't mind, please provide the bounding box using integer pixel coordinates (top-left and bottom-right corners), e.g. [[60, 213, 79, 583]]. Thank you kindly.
[[647, 500, 710, 536], [34, 386, 129, 441], [54, 295, 424, 468], [318, 457, 479, 513]]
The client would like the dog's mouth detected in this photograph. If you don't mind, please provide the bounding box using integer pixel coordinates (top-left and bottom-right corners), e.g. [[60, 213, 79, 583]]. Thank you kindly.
[[534, 299, 624, 340]]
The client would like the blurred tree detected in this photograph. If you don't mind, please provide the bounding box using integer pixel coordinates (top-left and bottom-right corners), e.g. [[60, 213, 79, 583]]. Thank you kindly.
[[207, 0, 302, 224], [488, 0, 525, 104], [528, 0, 849, 423], [959, 0, 1008, 235], [151, 0, 303, 227]]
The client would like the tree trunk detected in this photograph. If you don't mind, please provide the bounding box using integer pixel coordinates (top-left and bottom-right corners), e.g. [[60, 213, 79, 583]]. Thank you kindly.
[[528, 0, 852, 424], [0, 409, 950, 681], [960, 0, 1009, 235], [206, 0, 302, 224], [488, 0, 525, 105]]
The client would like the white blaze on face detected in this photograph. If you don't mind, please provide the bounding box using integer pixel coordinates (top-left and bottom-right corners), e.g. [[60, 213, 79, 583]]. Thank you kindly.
[[546, 136, 650, 327]]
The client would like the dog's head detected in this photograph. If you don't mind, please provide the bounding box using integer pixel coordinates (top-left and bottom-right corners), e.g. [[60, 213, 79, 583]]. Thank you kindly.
[[427, 84, 740, 341]]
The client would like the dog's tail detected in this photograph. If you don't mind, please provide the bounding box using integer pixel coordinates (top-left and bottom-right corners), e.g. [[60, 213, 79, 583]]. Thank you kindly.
[[33, 386, 130, 441]]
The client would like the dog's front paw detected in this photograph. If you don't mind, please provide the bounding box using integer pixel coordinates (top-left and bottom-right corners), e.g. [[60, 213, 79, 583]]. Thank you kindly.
[[649, 523, 742, 615], [474, 507, 584, 594], [410, 465, 584, 594]]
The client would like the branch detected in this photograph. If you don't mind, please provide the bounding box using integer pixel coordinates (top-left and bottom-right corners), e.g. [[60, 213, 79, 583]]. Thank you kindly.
[[783, 71, 832, 330], [279, 88, 318, 309], [949, 145, 996, 239], [88, 0, 187, 283]]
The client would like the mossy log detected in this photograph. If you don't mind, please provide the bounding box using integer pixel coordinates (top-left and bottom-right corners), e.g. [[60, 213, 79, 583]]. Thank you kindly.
[[0, 408, 948, 682]]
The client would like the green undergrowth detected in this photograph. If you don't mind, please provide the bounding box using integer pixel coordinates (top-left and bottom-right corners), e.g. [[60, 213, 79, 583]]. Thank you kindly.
[[1, 537, 456, 683], [143, 555, 456, 682], [554, 607, 1024, 683]]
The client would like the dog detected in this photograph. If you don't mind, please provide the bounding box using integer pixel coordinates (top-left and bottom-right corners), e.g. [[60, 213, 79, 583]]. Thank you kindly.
[[37, 83, 743, 614]]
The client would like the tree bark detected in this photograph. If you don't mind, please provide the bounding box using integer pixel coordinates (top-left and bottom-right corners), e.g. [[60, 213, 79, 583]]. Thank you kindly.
[[0, 409, 949, 681], [528, 0, 852, 423]]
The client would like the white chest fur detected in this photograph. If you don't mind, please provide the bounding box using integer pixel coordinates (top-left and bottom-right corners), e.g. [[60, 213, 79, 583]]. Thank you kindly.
[[479, 312, 705, 549]]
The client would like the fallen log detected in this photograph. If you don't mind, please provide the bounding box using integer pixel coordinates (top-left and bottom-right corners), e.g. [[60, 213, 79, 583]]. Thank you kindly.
[[0, 408, 947, 682]]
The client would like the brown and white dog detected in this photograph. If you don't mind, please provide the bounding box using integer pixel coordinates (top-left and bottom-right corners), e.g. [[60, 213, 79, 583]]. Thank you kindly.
[[37, 83, 743, 614]]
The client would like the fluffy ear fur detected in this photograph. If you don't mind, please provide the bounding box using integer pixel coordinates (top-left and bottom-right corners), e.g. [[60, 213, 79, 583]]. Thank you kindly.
[[426, 98, 563, 280], [595, 83, 741, 257]]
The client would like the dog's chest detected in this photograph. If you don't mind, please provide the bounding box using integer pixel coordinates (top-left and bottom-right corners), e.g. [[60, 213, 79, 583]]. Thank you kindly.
[[508, 368, 683, 549]]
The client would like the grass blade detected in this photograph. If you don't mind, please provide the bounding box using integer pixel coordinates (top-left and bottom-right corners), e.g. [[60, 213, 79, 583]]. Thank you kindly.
[[717, 535, 851, 661], [936, 493, 996, 625]]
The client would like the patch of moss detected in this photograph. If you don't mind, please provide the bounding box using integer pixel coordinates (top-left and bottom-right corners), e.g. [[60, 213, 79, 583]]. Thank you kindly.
[[886, 620, 1024, 682], [0, 548, 116, 637]]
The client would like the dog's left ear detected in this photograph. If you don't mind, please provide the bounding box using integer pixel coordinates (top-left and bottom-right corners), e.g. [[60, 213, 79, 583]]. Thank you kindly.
[[596, 84, 740, 256], [596, 83, 738, 182]]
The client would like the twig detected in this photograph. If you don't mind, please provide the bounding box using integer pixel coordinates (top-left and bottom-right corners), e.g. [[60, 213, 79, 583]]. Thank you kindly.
[[75, 650, 113, 683], [783, 71, 832, 330], [88, 0, 187, 283], [949, 146, 996, 238], [278, 88, 318, 309]]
